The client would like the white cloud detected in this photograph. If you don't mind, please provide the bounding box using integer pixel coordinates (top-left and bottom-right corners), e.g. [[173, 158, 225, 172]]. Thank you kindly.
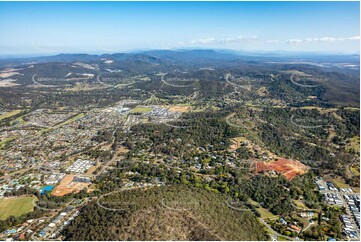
[[190, 38, 216, 44], [319, 36, 360, 42], [189, 36, 258, 45], [189, 35, 359, 47], [270, 36, 361, 44], [220, 36, 258, 43], [286, 39, 304, 44], [265, 40, 280, 44]]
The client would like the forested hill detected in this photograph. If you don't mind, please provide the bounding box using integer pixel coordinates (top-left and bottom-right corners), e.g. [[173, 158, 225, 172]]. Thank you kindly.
[[62, 185, 268, 241]]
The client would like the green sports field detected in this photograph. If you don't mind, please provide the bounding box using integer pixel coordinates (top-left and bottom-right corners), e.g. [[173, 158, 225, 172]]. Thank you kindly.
[[0, 196, 36, 220], [129, 106, 152, 113]]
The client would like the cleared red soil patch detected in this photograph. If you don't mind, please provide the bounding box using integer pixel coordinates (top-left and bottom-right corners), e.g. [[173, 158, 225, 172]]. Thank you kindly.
[[52, 175, 90, 196], [256, 158, 308, 180]]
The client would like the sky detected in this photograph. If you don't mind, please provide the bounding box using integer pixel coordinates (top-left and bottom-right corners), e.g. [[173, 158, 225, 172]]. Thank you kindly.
[[0, 1, 359, 56]]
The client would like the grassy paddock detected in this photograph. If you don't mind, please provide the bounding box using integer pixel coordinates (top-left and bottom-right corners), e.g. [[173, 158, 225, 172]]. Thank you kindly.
[[332, 177, 360, 193], [350, 165, 360, 176], [0, 137, 16, 149], [0, 196, 37, 220], [346, 136, 360, 152], [257, 207, 278, 219], [0, 110, 22, 121], [278, 235, 291, 241]]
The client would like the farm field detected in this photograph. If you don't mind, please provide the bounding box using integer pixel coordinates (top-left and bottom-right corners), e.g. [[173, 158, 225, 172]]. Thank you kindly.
[[0, 196, 37, 220]]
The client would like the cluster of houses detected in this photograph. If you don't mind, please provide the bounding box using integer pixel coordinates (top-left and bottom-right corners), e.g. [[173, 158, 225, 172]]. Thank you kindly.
[[1, 107, 123, 179], [315, 176, 360, 240], [325, 181, 338, 191], [0, 174, 42, 198], [0, 145, 39, 174], [2, 220, 39, 237], [0, 182, 25, 198], [315, 177, 344, 206], [340, 214, 358, 239], [66, 159, 95, 174], [20, 110, 75, 128], [2, 219, 41, 240], [38, 207, 80, 239], [123, 176, 166, 188], [146, 106, 181, 122], [299, 211, 315, 218], [344, 194, 360, 229], [107, 99, 139, 115], [112, 106, 130, 114], [315, 177, 339, 192], [38, 200, 82, 242], [44, 173, 66, 185], [73, 176, 92, 183], [339, 188, 354, 193], [324, 193, 343, 206]]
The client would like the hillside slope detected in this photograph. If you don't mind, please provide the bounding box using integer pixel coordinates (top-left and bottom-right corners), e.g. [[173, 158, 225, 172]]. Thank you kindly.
[[63, 185, 268, 241]]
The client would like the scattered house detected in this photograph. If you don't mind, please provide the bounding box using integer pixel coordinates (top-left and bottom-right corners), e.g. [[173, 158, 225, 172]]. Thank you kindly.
[[280, 218, 288, 225], [315, 181, 326, 191], [322, 216, 330, 222], [289, 225, 301, 233], [38, 230, 46, 238], [48, 223, 56, 228]]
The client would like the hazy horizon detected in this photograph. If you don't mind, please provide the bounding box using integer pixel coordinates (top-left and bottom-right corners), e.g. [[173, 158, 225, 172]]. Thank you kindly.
[[0, 47, 360, 60]]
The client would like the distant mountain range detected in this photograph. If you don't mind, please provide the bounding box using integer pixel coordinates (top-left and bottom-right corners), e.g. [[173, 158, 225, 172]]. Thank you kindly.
[[0, 49, 359, 67]]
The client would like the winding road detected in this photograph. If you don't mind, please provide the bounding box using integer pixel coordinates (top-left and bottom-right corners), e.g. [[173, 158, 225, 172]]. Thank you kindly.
[[290, 74, 319, 88]]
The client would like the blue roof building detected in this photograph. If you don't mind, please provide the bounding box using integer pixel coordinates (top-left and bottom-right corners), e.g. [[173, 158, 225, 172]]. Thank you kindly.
[[40, 185, 54, 195]]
